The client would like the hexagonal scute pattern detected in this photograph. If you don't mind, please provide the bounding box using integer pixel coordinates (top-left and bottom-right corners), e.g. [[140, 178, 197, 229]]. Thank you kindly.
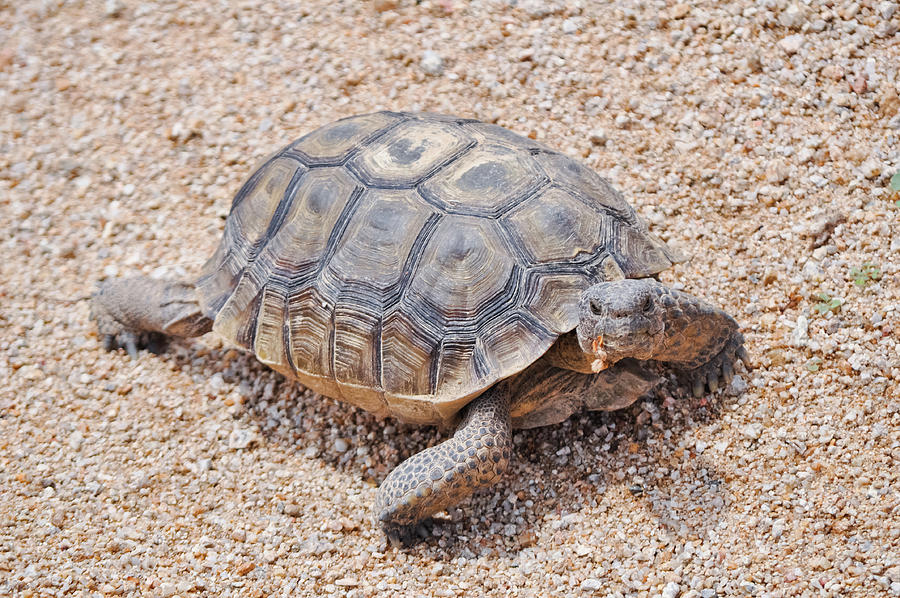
[[503, 187, 603, 265], [521, 271, 591, 335], [419, 144, 547, 216], [199, 111, 679, 424], [533, 150, 635, 218], [288, 112, 402, 166], [405, 216, 515, 326], [325, 188, 435, 294], [196, 156, 304, 315], [347, 119, 473, 188], [477, 312, 553, 379], [463, 120, 550, 152]]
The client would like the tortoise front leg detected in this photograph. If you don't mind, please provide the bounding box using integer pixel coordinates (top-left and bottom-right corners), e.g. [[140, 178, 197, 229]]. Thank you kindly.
[[90, 276, 213, 357], [375, 386, 512, 544], [577, 279, 749, 396]]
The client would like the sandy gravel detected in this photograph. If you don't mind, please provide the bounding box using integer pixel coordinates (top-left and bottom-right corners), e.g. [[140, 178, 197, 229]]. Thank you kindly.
[[2, 0, 899, 596]]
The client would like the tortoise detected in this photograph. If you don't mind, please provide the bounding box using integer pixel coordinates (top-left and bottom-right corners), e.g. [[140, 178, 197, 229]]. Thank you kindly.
[[91, 111, 748, 541]]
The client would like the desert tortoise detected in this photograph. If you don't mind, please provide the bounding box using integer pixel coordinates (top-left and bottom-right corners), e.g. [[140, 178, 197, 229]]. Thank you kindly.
[[91, 111, 747, 540]]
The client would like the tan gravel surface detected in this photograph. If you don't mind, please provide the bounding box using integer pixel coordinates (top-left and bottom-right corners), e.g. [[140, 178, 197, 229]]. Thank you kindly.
[[2, 0, 899, 596]]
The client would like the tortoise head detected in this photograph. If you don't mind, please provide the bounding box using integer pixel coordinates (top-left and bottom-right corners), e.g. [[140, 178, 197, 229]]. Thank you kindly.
[[576, 279, 667, 369]]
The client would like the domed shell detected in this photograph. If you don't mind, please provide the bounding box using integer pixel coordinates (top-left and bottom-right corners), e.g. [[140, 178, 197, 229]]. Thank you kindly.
[[196, 112, 679, 424]]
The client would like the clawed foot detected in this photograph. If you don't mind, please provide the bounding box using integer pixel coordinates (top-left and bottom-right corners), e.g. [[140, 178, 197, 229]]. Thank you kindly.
[[90, 284, 166, 358], [686, 334, 751, 397], [99, 329, 167, 358], [382, 520, 433, 548]]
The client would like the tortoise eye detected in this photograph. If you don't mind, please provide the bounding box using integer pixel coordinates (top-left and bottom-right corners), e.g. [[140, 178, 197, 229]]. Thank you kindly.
[[589, 299, 604, 316], [642, 295, 654, 313]]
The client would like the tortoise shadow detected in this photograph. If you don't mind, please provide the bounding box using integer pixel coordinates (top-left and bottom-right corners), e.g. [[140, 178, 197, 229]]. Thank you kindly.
[[158, 338, 739, 558], [412, 388, 740, 560]]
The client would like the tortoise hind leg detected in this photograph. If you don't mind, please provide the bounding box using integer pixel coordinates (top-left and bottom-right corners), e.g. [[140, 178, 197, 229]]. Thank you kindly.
[[375, 386, 513, 544], [90, 276, 213, 357]]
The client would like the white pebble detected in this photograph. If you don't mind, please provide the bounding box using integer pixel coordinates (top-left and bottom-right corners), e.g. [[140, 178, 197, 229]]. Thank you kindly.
[[208, 373, 226, 393], [790, 315, 810, 347], [580, 578, 602, 591], [741, 422, 763, 440], [561, 18, 578, 34], [662, 581, 681, 598], [105, 0, 123, 17], [860, 158, 881, 179], [771, 519, 785, 539], [801, 259, 824, 281], [779, 3, 808, 29], [333, 438, 349, 453], [778, 34, 804, 55], [227, 427, 258, 450], [68, 431, 84, 451], [589, 129, 608, 146], [421, 50, 444, 76], [728, 375, 749, 397]]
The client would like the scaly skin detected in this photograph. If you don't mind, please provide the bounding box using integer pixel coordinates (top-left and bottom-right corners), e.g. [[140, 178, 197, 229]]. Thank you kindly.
[[375, 386, 513, 544], [90, 276, 212, 356]]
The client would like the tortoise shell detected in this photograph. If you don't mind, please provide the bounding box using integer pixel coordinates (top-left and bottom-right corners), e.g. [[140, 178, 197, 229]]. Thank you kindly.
[[195, 112, 678, 424]]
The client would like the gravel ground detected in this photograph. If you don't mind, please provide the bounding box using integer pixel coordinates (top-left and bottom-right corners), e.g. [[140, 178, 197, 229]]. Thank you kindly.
[[2, 0, 899, 596]]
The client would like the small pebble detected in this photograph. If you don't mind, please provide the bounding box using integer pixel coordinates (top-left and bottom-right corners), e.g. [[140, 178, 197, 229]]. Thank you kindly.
[[790, 315, 810, 347], [589, 129, 608, 146], [236, 562, 255, 576], [372, 0, 398, 11], [778, 34, 804, 55], [421, 50, 444, 76], [209, 373, 226, 393], [850, 76, 868, 95], [104, 0, 123, 17], [227, 427, 258, 450], [68, 431, 84, 451], [779, 3, 808, 29], [741, 423, 763, 440], [670, 3, 690, 19], [860, 158, 881, 179], [662, 581, 681, 598]]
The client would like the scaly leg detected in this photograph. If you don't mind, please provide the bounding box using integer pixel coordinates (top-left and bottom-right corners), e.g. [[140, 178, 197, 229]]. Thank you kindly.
[[90, 276, 213, 357], [375, 386, 512, 544]]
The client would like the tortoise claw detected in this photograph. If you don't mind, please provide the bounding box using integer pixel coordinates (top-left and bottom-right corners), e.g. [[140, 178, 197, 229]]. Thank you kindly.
[[686, 332, 748, 397], [99, 329, 163, 359], [721, 360, 734, 384], [737, 346, 752, 369], [122, 334, 140, 359], [692, 376, 704, 397], [384, 523, 425, 548], [707, 370, 719, 393]]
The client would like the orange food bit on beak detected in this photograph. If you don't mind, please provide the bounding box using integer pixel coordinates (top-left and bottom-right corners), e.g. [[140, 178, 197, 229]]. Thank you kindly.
[[590, 335, 610, 372]]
